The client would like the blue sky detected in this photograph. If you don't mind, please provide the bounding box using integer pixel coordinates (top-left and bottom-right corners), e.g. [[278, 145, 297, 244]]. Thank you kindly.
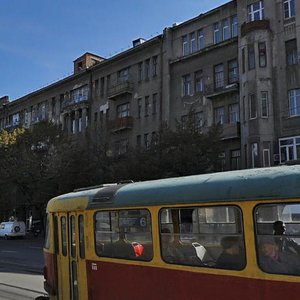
[[0, 0, 227, 100]]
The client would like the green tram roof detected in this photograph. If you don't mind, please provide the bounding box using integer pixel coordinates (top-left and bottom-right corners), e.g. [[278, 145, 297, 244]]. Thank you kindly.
[[47, 166, 300, 212]]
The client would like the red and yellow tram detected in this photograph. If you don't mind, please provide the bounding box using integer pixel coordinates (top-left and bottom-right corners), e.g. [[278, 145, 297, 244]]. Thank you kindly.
[[43, 166, 300, 299]]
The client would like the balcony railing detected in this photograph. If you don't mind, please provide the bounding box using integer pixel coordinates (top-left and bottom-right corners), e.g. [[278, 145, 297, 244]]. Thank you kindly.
[[220, 122, 241, 140], [62, 97, 89, 110], [205, 81, 239, 99], [108, 116, 134, 132], [241, 19, 270, 37], [108, 81, 134, 100]]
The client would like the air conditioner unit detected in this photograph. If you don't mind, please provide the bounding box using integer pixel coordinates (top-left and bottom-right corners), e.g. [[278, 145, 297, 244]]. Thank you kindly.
[[273, 154, 280, 162]]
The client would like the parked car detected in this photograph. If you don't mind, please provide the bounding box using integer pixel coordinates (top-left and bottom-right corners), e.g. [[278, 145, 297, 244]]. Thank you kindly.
[[0, 221, 26, 239]]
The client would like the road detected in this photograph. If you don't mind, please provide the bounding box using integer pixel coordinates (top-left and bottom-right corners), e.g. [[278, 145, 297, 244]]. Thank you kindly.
[[0, 236, 48, 299]]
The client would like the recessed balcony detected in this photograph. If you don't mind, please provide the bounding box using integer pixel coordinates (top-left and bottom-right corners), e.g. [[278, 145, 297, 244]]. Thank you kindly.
[[108, 116, 134, 132], [205, 82, 239, 99], [108, 81, 134, 100], [220, 122, 241, 140]]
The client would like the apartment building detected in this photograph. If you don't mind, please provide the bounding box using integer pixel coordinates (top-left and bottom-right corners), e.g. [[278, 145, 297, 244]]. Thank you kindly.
[[0, 0, 299, 170]]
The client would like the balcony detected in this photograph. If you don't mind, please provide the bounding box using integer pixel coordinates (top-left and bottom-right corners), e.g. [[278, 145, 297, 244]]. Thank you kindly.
[[241, 19, 270, 37], [62, 97, 89, 112], [205, 82, 239, 99], [108, 81, 134, 100], [108, 116, 134, 133], [220, 122, 241, 140]]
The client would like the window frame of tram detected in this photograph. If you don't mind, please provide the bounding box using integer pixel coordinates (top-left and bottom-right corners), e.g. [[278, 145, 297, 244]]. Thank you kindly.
[[61, 216, 67, 256], [254, 202, 300, 276], [94, 209, 153, 261], [159, 205, 246, 270]]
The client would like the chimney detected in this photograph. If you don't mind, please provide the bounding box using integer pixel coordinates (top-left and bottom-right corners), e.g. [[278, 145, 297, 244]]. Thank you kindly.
[[132, 38, 146, 47]]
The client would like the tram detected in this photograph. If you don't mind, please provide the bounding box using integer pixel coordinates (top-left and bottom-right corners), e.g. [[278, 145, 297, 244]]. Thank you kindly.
[[43, 166, 300, 299]]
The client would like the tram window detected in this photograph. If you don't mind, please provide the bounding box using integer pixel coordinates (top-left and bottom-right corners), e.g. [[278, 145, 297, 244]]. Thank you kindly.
[[78, 215, 85, 259], [70, 215, 76, 258], [255, 203, 300, 276], [61, 216, 67, 256], [159, 205, 246, 270], [94, 209, 153, 261], [44, 214, 50, 250]]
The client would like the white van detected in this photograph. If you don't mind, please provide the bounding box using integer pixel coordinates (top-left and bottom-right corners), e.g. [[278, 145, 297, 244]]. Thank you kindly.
[[0, 221, 26, 239]]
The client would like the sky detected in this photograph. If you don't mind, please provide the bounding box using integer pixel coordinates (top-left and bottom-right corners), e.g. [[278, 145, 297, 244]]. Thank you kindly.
[[0, 0, 227, 101]]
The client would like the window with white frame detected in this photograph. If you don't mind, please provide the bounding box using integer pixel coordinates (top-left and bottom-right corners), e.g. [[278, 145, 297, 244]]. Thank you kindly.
[[197, 29, 205, 50], [258, 42, 267, 67], [214, 64, 224, 89], [228, 59, 238, 84], [117, 102, 130, 118], [222, 19, 230, 41], [195, 70, 204, 93], [279, 136, 300, 163], [195, 111, 204, 131], [231, 15, 238, 37], [118, 67, 130, 82], [190, 32, 197, 53], [261, 91, 269, 118], [229, 103, 240, 123], [214, 107, 225, 124], [213, 22, 221, 44], [249, 94, 257, 119], [248, 1, 264, 22], [182, 35, 189, 56], [289, 89, 300, 116], [283, 0, 295, 19], [182, 74, 192, 96], [286, 39, 298, 65], [70, 85, 89, 103], [12, 113, 20, 126]]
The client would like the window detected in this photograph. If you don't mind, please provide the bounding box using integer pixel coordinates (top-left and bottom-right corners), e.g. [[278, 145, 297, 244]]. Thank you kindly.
[[195, 70, 204, 93], [137, 98, 142, 118], [138, 62, 143, 81], [151, 132, 158, 145], [78, 215, 85, 259], [231, 15, 238, 37], [229, 103, 240, 123], [242, 48, 246, 73], [145, 96, 150, 117], [190, 32, 197, 53], [249, 94, 257, 119], [94, 79, 99, 95], [94, 209, 153, 261], [115, 139, 129, 155], [261, 91, 269, 118], [118, 67, 130, 82], [228, 59, 238, 84], [280, 136, 300, 163], [70, 85, 88, 103], [152, 56, 158, 77], [255, 203, 300, 275], [214, 107, 225, 124], [258, 42, 267, 67], [197, 29, 205, 50], [136, 135, 141, 148], [286, 39, 298, 65], [144, 133, 150, 149], [61, 217, 67, 256], [231, 150, 241, 170], [100, 77, 105, 96], [213, 22, 221, 44], [159, 206, 245, 270], [248, 1, 264, 22], [182, 74, 192, 96], [263, 148, 271, 167], [195, 112, 204, 131], [182, 35, 189, 56], [251, 143, 259, 168], [214, 64, 224, 89], [289, 89, 300, 116], [117, 102, 130, 118], [222, 19, 230, 41], [145, 59, 150, 80], [248, 44, 256, 70], [152, 93, 157, 115], [283, 0, 295, 19]]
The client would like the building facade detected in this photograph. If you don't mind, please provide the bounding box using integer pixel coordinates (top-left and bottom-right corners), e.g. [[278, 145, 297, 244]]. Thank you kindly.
[[0, 0, 299, 170]]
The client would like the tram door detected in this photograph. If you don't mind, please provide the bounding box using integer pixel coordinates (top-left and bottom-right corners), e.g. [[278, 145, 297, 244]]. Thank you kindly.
[[57, 213, 87, 300]]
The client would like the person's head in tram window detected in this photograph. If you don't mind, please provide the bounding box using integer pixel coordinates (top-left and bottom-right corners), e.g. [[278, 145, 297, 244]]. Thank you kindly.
[[273, 220, 286, 235]]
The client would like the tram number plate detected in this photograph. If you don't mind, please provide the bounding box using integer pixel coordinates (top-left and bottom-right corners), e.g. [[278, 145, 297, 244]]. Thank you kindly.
[[91, 262, 98, 271]]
